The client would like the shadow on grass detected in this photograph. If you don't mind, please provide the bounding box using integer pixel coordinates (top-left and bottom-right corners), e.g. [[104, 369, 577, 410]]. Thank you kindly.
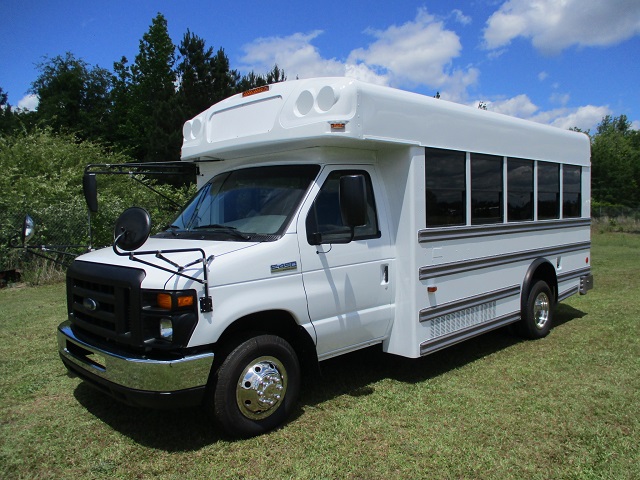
[[73, 383, 224, 450], [73, 302, 586, 450]]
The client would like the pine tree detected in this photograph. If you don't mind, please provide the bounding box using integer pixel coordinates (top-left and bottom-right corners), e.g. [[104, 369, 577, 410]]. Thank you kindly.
[[121, 13, 181, 162]]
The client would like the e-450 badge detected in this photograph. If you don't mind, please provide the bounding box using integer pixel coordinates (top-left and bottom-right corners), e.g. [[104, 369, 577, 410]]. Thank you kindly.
[[271, 261, 297, 274]]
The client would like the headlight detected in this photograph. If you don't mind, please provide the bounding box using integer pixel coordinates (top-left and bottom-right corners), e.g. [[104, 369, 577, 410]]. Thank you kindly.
[[141, 290, 199, 348]]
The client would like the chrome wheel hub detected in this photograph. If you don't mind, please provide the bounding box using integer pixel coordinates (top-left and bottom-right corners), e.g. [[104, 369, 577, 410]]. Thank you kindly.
[[533, 292, 550, 329], [236, 356, 287, 420]]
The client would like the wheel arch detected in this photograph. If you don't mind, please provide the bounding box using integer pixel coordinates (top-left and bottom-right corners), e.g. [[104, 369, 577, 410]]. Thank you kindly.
[[213, 309, 319, 376], [522, 258, 558, 308]]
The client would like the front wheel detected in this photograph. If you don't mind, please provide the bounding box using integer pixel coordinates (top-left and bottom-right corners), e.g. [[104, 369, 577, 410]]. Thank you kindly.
[[208, 334, 300, 438], [515, 280, 554, 339]]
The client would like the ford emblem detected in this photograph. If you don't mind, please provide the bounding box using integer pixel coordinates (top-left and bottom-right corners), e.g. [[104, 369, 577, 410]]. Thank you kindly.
[[83, 297, 99, 311]]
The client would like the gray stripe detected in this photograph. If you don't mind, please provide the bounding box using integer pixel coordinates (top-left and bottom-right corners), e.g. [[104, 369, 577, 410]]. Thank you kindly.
[[558, 285, 579, 302], [420, 311, 520, 356], [419, 218, 591, 243], [419, 241, 591, 280], [419, 285, 520, 323], [557, 266, 591, 283]]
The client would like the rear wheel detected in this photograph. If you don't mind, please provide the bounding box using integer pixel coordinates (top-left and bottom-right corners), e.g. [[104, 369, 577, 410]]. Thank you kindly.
[[516, 280, 554, 339], [208, 334, 300, 438]]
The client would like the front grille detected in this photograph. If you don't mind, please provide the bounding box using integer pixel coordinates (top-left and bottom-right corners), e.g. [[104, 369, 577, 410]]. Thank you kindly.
[[67, 260, 145, 347]]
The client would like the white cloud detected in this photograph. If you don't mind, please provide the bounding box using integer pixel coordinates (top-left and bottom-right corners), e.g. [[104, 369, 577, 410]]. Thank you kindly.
[[537, 71, 548, 81], [487, 94, 539, 118], [451, 9, 472, 26], [536, 105, 612, 131], [483, 93, 610, 131], [483, 0, 640, 54], [239, 8, 478, 101], [348, 8, 472, 90], [17, 94, 38, 111], [239, 31, 347, 79]]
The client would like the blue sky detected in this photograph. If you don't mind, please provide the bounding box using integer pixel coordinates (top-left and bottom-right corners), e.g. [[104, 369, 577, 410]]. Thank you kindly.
[[2, 0, 639, 132]]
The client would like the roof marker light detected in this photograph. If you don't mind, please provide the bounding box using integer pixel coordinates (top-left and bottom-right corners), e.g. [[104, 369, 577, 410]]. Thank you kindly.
[[242, 85, 269, 97]]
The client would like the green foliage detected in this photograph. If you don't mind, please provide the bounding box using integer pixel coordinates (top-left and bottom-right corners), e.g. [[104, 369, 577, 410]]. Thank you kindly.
[[0, 129, 194, 275], [115, 13, 182, 163], [591, 114, 640, 208], [30, 52, 113, 140], [177, 31, 230, 120]]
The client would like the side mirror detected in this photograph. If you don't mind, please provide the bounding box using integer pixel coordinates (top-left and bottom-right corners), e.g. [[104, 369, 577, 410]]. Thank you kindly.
[[113, 207, 151, 251], [21, 215, 35, 246], [83, 173, 98, 213], [339, 175, 367, 228]]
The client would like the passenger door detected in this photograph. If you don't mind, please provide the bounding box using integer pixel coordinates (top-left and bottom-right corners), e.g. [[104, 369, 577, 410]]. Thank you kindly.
[[298, 166, 393, 360]]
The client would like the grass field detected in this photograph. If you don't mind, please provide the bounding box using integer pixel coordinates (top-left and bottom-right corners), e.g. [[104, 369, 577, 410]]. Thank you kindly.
[[1, 232, 638, 479]]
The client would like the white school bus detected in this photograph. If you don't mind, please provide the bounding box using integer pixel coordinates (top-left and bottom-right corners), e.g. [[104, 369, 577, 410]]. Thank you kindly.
[[58, 77, 593, 438]]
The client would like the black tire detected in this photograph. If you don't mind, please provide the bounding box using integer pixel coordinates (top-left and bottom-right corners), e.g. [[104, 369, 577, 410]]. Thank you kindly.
[[515, 280, 554, 339], [208, 334, 300, 438]]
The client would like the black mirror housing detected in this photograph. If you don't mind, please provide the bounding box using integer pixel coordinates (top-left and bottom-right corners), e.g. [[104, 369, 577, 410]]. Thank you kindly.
[[113, 207, 151, 251], [339, 175, 367, 228], [83, 173, 98, 213]]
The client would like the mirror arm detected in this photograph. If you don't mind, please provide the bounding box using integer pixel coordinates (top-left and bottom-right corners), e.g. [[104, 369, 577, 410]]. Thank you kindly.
[[112, 241, 214, 313]]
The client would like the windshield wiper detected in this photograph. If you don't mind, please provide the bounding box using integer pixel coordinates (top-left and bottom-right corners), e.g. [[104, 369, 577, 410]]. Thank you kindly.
[[159, 224, 183, 236], [192, 224, 251, 240]]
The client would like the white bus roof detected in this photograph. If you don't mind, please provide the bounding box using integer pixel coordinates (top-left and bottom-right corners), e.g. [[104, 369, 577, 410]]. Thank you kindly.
[[181, 77, 590, 165]]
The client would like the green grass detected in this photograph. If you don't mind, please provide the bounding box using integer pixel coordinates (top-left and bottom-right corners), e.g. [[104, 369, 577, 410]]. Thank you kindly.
[[1, 232, 638, 479]]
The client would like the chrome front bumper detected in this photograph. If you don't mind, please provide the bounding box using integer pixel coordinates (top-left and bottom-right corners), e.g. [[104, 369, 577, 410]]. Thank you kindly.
[[57, 321, 214, 394]]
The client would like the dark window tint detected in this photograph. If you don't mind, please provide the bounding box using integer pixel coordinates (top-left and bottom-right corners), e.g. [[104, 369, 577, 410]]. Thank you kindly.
[[306, 170, 380, 244], [538, 162, 560, 220], [425, 148, 466, 226], [507, 158, 533, 221], [563, 165, 582, 218], [471, 153, 503, 224]]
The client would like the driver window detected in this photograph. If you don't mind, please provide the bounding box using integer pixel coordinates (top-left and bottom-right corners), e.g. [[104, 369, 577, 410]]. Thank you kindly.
[[306, 170, 380, 244]]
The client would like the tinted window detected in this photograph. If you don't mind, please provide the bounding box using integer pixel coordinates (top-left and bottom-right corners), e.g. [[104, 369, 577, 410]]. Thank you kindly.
[[507, 158, 533, 221], [563, 165, 582, 218], [538, 162, 560, 220], [426, 148, 466, 226], [306, 170, 380, 244], [471, 153, 503, 224]]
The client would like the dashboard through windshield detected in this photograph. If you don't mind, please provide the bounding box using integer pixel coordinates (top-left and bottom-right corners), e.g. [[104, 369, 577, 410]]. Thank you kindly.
[[155, 164, 320, 242]]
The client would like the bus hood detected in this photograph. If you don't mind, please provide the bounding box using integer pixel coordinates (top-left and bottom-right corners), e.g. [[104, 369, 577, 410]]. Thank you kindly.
[[72, 234, 301, 291], [74, 237, 262, 289]]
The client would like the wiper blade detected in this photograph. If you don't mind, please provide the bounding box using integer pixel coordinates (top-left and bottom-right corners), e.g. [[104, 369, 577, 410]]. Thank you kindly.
[[162, 224, 183, 236], [191, 224, 251, 240]]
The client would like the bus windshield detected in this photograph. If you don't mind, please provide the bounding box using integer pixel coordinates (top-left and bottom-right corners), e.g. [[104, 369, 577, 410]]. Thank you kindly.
[[160, 164, 320, 241]]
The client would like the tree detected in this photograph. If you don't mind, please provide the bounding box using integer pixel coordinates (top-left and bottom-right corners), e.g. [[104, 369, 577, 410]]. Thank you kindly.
[[177, 30, 215, 119], [30, 52, 113, 139], [0, 87, 16, 133], [591, 115, 640, 208], [236, 65, 286, 92], [116, 13, 181, 162], [264, 64, 286, 84], [176, 32, 238, 121], [211, 47, 239, 103]]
